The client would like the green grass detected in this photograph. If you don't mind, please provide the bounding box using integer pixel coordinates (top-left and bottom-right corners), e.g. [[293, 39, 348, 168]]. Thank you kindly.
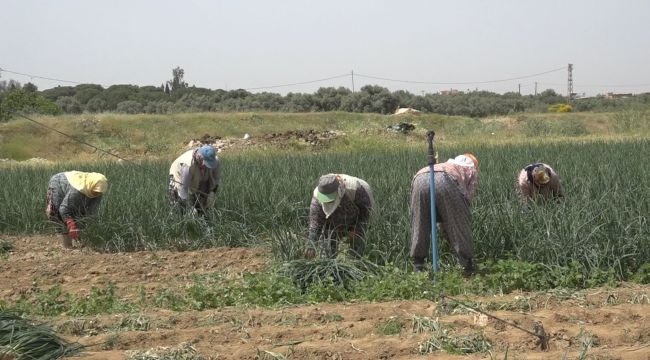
[[2, 110, 650, 161], [1, 259, 643, 318], [377, 316, 403, 335]]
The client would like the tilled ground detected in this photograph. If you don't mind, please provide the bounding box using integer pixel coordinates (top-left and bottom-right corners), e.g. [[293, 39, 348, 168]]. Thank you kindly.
[[1, 235, 649, 360]]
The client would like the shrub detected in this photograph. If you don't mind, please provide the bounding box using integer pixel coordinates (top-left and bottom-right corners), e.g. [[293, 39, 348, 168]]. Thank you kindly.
[[86, 97, 108, 113], [522, 117, 552, 136], [55, 96, 83, 114], [116, 100, 144, 114], [0, 89, 62, 120], [33, 96, 63, 115], [548, 103, 573, 113], [558, 119, 587, 136]]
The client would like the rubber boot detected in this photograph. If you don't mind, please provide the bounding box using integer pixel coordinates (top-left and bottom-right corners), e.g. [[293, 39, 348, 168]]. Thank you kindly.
[[60, 234, 73, 249], [463, 259, 476, 277], [347, 233, 365, 259], [413, 258, 427, 272]]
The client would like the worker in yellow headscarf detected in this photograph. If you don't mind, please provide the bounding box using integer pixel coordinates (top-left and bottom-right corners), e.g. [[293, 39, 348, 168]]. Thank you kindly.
[[45, 171, 108, 248]]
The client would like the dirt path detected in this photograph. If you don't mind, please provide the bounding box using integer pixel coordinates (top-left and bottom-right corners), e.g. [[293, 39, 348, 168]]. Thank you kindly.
[[1, 235, 649, 359]]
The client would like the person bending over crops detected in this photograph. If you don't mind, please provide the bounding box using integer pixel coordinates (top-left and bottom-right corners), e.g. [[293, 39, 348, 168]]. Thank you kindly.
[[306, 174, 374, 259], [46, 171, 108, 249], [169, 144, 221, 216], [517, 163, 563, 201], [410, 153, 479, 276]]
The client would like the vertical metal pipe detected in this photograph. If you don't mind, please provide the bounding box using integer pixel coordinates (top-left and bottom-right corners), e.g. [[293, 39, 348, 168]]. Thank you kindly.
[[426, 131, 438, 273]]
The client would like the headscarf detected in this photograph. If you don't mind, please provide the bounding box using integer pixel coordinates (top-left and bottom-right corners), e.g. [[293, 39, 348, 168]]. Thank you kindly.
[[532, 167, 550, 185], [448, 154, 476, 168], [464, 152, 479, 169], [313, 174, 359, 218], [64, 171, 108, 198]]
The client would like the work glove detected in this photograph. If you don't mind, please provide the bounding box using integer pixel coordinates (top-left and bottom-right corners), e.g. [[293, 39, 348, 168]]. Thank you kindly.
[[304, 239, 317, 259], [304, 248, 316, 259], [66, 218, 79, 240], [348, 229, 358, 241]]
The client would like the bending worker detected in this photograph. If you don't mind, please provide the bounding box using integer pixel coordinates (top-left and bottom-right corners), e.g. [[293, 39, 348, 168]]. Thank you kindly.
[[169, 144, 221, 216], [306, 174, 374, 259], [46, 171, 108, 248], [410, 153, 479, 275], [517, 162, 563, 201]]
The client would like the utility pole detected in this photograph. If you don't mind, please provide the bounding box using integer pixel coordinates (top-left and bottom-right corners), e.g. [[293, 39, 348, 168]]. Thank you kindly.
[[535, 82, 538, 96], [518, 83, 521, 95], [351, 70, 355, 93], [567, 63, 574, 101]]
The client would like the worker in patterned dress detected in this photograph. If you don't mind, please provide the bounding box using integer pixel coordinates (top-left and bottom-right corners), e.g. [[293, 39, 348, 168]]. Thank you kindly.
[[306, 174, 374, 259], [516, 163, 563, 201], [46, 171, 108, 248], [410, 153, 479, 275]]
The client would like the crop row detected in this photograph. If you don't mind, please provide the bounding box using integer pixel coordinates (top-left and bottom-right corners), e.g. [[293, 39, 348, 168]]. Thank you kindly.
[[1, 139, 648, 279]]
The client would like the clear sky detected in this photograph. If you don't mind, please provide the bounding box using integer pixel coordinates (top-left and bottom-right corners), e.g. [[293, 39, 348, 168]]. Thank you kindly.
[[1, 0, 649, 96]]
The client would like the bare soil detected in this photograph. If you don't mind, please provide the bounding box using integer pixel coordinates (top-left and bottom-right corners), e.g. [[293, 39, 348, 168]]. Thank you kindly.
[[186, 130, 342, 153], [1, 235, 649, 360]]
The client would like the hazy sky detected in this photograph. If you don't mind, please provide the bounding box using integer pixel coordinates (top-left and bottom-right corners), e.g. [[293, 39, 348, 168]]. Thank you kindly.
[[2, 0, 649, 96]]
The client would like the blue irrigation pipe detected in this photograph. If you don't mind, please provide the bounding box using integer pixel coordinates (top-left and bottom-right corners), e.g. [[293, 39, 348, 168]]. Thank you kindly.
[[426, 130, 438, 273]]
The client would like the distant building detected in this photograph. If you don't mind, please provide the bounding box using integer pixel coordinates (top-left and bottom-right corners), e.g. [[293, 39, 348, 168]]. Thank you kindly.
[[606, 92, 633, 99], [439, 89, 462, 96], [393, 107, 421, 116]]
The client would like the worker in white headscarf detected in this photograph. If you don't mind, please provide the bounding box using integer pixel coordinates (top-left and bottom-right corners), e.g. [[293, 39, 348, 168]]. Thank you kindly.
[[169, 144, 221, 216]]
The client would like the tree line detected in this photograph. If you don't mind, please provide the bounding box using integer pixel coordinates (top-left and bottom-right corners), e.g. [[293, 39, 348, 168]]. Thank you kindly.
[[2, 67, 650, 121]]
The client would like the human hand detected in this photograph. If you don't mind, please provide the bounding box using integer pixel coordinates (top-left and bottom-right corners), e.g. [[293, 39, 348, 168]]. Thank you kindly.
[[207, 191, 216, 207], [66, 218, 79, 240], [304, 248, 316, 259]]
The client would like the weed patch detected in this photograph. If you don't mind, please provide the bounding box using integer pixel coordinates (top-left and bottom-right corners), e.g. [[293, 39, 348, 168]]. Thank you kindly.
[[411, 315, 441, 334], [0, 240, 12, 256], [377, 316, 403, 335], [419, 328, 492, 355], [126, 342, 207, 360]]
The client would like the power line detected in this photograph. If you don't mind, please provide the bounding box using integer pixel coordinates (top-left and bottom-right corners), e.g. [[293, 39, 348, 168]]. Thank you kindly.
[[574, 83, 650, 88], [3, 65, 566, 90], [242, 73, 350, 91], [539, 82, 650, 88], [354, 66, 567, 85], [0, 67, 85, 85], [15, 112, 213, 197], [15, 112, 132, 162], [5, 65, 649, 93], [0, 66, 350, 92]]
